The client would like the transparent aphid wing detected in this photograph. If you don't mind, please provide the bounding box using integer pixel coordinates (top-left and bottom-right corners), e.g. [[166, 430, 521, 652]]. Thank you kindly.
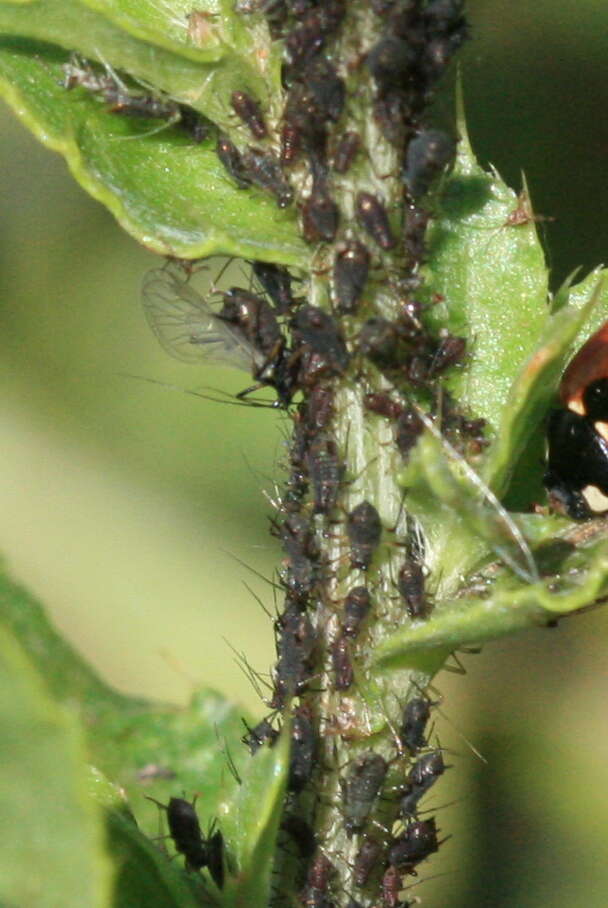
[[141, 265, 255, 372]]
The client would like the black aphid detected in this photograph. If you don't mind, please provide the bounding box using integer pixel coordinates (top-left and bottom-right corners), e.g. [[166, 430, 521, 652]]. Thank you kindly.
[[403, 129, 456, 199], [363, 392, 403, 420], [346, 501, 383, 571], [342, 586, 371, 638], [400, 697, 431, 752], [302, 188, 340, 243], [397, 559, 428, 619], [146, 795, 224, 885], [366, 35, 415, 90], [331, 632, 354, 691], [242, 146, 294, 207], [355, 192, 396, 250], [291, 306, 350, 378], [306, 434, 342, 514], [396, 407, 424, 459], [304, 385, 335, 435], [272, 604, 316, 706], [303, 57, 345, 123], [231, 89, 267, 139], [388, 818, 439, 873], [332, 131, 361, 174], [242, 717, 279, 754], [289, 705, 317, 792], [300, 851, 336, 908], [353, 837, 382, 887], [428, 333, 466, 377], [216, 133, 251, 188], [401, 750, 446, 818], [252, 261, 298, 314], [333, 241, 370, 314], [277, 513, 318, 599], [342, 751, 388, 837]]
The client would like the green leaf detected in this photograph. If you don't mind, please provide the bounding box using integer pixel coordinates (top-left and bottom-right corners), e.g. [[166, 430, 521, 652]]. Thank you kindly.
[[0, 565, 250, 837], [0, 36, 305, 262], [425, 114, 549, 431], [372, 530, 608, 673], [0, 624, 112, 907], [219, 728, 289, 908]]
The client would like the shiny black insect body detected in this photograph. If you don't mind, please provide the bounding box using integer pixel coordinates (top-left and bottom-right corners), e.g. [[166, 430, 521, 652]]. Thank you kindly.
[[242, 147, 294, 207], [355, 192, 396, 250], [306, 434, 342, 514], [231, 89, 267, 139], [401, 750, 446, 818], [331, 632, 354, 691], [333, 241, 370, 314], [332, 131, 361, 174], [353, 838, 382, 887], [342, 586, 371, 638], [400, 697, 431, 752], [346, 501, 383, 571], [216, 133, 251, 188], [146, 796, 224, 887], [397, 559, 428, 619], [342, 752, 388, 837], [389, 818, 439, 874], [252, 261, 298, 313]]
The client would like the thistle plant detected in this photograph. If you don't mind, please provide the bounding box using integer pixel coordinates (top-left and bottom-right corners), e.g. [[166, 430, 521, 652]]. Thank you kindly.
[[1, 2, 608, 907]]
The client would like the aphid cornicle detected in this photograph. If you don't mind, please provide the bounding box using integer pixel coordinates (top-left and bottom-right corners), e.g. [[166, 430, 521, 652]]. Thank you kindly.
[[544, 318, 608, 519]]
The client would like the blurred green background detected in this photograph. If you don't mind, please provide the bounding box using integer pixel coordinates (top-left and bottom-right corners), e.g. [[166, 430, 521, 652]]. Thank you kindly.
[[1, 0, 608, 904]]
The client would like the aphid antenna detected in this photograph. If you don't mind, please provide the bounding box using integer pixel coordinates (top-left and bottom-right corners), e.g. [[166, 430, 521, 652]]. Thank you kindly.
[[242, 580, 274, 622], [413, 404, 540, 584], [119, 372, 277, 409], [214, 724, 243, 786], [219, 548, 284, 591], [224, 638, 272, 699]]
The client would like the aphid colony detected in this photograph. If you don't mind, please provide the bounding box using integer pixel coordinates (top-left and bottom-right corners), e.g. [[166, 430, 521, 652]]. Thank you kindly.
[[65, 0, 482, 904]]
